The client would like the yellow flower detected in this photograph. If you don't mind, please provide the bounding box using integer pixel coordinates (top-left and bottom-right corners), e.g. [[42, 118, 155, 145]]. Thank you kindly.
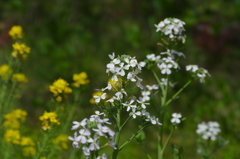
[[53, 134, 69, 150], [4, 129, 21, 144], [0, 64, 13, 80], [56, 96, 63, 102], [12, 42, 30, 58], [3, 109, 27, 129], [72, 72, 90, 87], [22, 146, 36, 157], [9, 25, 23, 39], [108, 78, 122, 90], [49, 78, 72, 101], [12, 73, 28, 83], [20, 137, 35, 146], [39, 111, 60, 130], [3, 119, 20, 129]]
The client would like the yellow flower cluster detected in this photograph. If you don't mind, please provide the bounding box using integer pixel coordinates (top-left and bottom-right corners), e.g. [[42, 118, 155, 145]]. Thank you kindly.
[[3, 109, 36, 157], [0, 64, 13, 80], [72, 72, 90, 87], [9, 25, 23, 39], [3, 109, 27, 129], [8, 25, 31, 59], [12, 42, 31, 59], [4, 129, 21, 144], [20, 137, 36, 157], [12, 73, 28, 83], [0, 64, 28, 84], [52, 134, 69, 150], [49, 78, 72, 102], [39, 111, 60, 130]]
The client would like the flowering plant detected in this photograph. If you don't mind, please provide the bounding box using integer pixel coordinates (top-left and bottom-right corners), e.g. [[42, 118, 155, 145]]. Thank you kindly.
[[68, 17, 227, 159]]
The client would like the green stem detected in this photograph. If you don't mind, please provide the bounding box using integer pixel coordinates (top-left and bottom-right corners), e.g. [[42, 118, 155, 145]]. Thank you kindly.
[[152, 70, 169, 159], [166, 80, 191, 106], [120, 115, 131, 130], [35, 131, 51, 159], [112, 110, 121, 159], [152, 70, 164, 93], [119, 125, 147, 150], [162, 126, 174, 153]]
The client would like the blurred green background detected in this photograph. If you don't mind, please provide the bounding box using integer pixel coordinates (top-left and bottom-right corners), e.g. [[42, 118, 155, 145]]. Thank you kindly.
[[0, 0, 240, 158]]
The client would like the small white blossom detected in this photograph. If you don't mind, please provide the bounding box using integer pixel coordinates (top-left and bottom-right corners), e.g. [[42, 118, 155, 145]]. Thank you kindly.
[[94, 93, 106, 104], [137, 97, 150, 109], [146, 54, 161, 61], [171, 113, 182, 124], [141, 91, 151, 101], [186, 65, 199, 72], [88, 135, 100, 151], [71, 119, 87, 130], [68, 132, 81, 148], [129, 108, 141, 118], [82, 146, 90, 156], [146, 84, 159, 90], [122, 100, 137, 112], [158, 63, 172, 74]]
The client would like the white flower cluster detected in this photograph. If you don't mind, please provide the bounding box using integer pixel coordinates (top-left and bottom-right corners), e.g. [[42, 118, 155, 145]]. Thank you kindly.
[[171, 113, 182, 124], [186, 65, 210, 83], [196, 121, 221, 141], [106, 52, 146, 89], [68, 111, 115, 158], [146, 50, 180, 75], [99, 84, 161, 125], [93, 53, 162, 125], [155, 18, 186, 43], [124, 85, 161, 125]]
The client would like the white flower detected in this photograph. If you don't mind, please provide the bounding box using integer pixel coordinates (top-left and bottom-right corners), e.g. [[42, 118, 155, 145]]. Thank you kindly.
[[160, 78, 168, 86], [116, 62, 129, 76], [109, 52, 115, 59], [94, 93, 106, 103], [78, 129, 91, 144], [82, 146, 90, 156], [137, 97, 150, 109], [146, 54, 161, 61], [137, 61, 146, 70], [150, 115, 161, 125], [129, 108, 141, 118], [93, 123, 109, 137], [106, 58, 120, 74], [71, 118, 87, 130], [197, 68, 210, 83], [196, 122, 208, 134], [129, 58, 138, 67], [68, 132, 81, 148], [122, 100, 137, 112], [88, 135, 100, 151], [127, 69, 140, 82], [141, 91, 151, 101], [158, 63, 172, 74], [186, 65, 199, 72], [146, 84, 159, 90], [171, 113, 182, 124]]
